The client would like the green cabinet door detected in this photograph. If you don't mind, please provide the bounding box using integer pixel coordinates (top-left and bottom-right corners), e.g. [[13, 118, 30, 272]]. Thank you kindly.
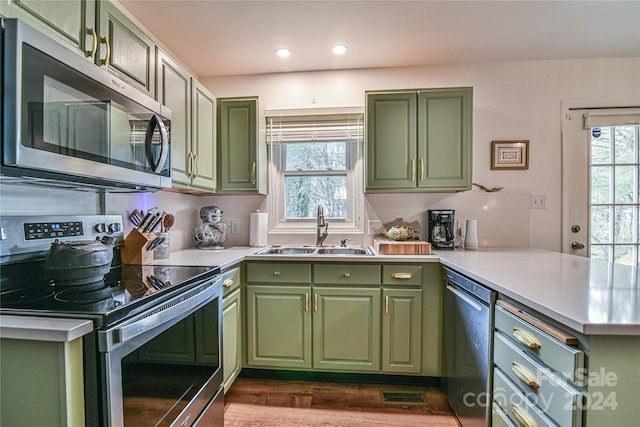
[[382, 288, 422, 374], [97, 0, 155, 97], [246, 285, 312, 368], [190, 79, 216, 191], [366, 92, 417, 190], [0, 0, 95, 58], [222, 288, 242, 392], [417, 88, 472, 190], [365, 87, 472, 192], [156, 48, 192, 187], [217, 97, 267, 194], [313, 287, 381, 372]]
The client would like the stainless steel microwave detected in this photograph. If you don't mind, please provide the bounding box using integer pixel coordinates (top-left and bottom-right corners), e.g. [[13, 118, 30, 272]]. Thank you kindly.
[[1, 19, 171, 191]]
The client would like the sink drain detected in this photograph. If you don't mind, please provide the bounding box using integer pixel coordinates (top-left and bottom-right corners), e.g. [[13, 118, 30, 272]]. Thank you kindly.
[[381, 391, 427, 404]]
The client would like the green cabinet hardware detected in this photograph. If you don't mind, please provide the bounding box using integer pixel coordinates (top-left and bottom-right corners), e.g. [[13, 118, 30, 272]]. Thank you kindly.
[[382, 288, 422, 374], [365, 87, 472, 192], [217, 97, 267, 194]]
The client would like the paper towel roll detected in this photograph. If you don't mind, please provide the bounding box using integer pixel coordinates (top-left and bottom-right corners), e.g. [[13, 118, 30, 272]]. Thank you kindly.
[[250, 210, 268, 247], [465, 219, 478, 250]]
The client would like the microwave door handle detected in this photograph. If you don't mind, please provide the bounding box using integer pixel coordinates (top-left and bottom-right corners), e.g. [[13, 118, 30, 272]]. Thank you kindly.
[[144, 115, 169, 174]]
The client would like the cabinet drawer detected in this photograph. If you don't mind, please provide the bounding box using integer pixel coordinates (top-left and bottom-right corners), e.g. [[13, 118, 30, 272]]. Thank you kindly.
[[382, 265, 422, 286], [314, 264, 381, 285], [494, 332, 583, 427], [495, 305, 584, 382], [221, 267, 240, 297], [493, 367, 557, 427], [492, 402, 517, 427], [247, 263, 311, 284]]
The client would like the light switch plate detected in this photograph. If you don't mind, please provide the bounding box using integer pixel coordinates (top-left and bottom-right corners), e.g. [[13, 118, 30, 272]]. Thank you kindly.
[[530, 194, 546, 209], [368, 220, 382, 236]]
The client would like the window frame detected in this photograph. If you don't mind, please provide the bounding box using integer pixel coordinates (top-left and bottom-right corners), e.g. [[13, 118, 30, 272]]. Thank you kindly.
[[266, 108, 364, 235]]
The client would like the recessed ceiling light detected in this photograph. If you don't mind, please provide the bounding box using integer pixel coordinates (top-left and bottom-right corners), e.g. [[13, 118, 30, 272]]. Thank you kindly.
[[276, 48, 291, 58], [332, 44, 347, 55]]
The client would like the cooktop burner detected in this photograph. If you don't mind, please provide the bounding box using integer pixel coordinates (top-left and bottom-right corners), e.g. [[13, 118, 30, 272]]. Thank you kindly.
[[0, 262, 219, 327]]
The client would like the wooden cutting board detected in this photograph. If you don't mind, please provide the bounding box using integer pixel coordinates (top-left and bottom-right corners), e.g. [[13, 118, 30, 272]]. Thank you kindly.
[[374, 239, 432, 255]]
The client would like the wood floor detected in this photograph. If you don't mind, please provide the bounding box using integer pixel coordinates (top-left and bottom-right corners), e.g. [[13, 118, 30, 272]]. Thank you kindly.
[[223, 378, 459, 427]]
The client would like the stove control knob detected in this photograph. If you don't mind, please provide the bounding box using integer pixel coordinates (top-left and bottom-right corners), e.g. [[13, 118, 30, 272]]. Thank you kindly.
[[108, 223, 121, 233], [94, 223, 107, 233]]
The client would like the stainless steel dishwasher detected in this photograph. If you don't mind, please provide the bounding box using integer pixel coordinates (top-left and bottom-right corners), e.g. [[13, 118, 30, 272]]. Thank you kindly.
[[442, 267, 496, 427]]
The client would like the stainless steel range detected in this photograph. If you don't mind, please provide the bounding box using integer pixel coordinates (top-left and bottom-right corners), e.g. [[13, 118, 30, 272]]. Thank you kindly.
[[0, 215, 224, 426]]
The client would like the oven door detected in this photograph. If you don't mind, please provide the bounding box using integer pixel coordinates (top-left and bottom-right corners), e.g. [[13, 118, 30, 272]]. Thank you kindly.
[[97, 277, 223, 426]]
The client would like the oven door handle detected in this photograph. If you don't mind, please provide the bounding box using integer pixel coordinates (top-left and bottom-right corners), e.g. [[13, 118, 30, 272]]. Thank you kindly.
[[99, 278, 220, 352]]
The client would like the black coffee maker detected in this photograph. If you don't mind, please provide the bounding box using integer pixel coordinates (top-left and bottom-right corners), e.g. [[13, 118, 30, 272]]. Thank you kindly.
[[427, 210, 455, 250]]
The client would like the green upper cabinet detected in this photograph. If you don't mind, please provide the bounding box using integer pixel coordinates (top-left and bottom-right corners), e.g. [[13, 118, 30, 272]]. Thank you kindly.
[[365, 87, 472, 192], [0, 0, 96, 57], [157, 49, 216, 192], [96, 0, 155, 97], [217, 97, 267, 194]]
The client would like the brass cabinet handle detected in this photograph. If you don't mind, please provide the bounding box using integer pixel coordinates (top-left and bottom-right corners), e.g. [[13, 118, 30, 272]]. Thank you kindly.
[[187, 152, 194, 178], [342, 273, 351, 278], [512, 362, 539, 389], [513, 328, 542, 350], [194, 153, 200, 178], [305, 293, 309, 312], [391, 272, 413, 280], [511, 404, 537, 427], [251, 161, 256, 185], [99, 36, 110, 66], [223, 279, 234, 288], [420, 158, 425, 181], [314, 294, 318, 312], [273, 271, 281, 277], [385, 295, 389, 315], [412, 158, 416, 182], [86, 27, 98, 59]]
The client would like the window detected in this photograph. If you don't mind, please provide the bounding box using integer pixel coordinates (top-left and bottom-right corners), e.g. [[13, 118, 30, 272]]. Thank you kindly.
[[589, 123, 640, 265], [267, 110, 364, 234]]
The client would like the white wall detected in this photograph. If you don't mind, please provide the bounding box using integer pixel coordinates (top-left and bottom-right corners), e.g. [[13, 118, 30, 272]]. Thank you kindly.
[[202, 58, 640, 251]]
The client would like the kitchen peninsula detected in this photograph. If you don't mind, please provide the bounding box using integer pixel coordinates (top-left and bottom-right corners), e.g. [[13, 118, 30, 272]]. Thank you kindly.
[[2, 247, 638, 426]]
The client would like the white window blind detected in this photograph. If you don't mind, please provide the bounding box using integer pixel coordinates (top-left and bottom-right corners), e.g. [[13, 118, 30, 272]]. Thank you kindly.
[[583, 108, 640, 128], [267, 113, 363, 144]]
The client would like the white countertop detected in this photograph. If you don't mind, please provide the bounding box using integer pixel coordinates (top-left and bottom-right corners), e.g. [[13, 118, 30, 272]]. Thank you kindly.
[[152, 245, 639, 336], [0, 316, 93, 342], [3, 246, 637, 340], [439, 248, 640, 336]]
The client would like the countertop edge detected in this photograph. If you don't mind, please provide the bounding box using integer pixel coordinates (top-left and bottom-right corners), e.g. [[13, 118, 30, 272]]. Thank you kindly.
[[0, 315, 94, 342]]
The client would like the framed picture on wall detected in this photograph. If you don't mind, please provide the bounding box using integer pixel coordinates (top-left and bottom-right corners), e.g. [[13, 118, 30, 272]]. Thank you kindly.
[[491, 140, 529, 170]]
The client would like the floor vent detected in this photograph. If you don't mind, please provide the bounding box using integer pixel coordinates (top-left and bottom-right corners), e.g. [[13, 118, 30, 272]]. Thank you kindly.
[[380, 391, 427, 405]]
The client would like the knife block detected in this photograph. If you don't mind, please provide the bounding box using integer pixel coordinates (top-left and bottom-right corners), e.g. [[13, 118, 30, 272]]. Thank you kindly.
[[121, 228, 157, 264]]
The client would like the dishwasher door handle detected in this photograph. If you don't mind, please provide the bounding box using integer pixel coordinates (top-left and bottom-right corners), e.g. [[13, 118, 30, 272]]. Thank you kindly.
[[446, 284, 483, 312]]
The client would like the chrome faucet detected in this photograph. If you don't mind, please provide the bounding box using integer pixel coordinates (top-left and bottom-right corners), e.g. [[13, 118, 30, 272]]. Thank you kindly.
[[316, 204, 328, 246]]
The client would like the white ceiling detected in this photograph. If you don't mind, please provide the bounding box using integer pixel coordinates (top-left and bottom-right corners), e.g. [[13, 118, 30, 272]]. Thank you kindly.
[[119, 0, 640, 78]]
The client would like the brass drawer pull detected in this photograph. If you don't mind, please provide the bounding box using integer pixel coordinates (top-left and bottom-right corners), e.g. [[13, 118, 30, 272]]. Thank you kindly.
[[512, 362, 539, 389], [420, 158, 425, 181], [410, 158, 416, 182], [223, 279, 234, 288], [513, 328, 541, 350], [86, 27, 98, 59], [314, 294, 318, 312], [305, 293, 309, 312], [343, 273, 351, 278], [391, 272, 413, 280], [273, 271, 281, 277], [511, 403, 537, 427], [385, 295, 389, 315], [100, 36, 111, 66], [251, 161, 256, 185]]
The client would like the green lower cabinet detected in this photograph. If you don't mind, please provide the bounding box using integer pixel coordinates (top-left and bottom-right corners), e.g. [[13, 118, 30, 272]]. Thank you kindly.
[[382, 288, 422, 374], [222, 288, 242, 392], [246, 285, 312, 368], [313, 287, 381, 372]]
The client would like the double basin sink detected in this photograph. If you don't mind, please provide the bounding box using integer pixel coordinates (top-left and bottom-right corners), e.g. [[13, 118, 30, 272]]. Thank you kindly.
[[255, 246, 374, 256]]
